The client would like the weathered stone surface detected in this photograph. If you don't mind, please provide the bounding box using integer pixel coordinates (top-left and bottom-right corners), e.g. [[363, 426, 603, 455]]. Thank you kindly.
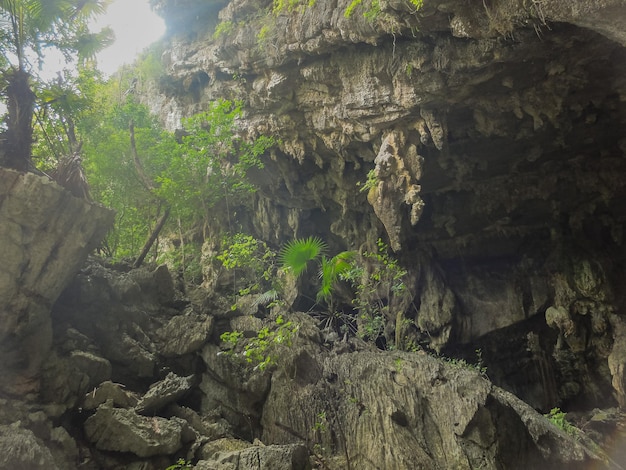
[[198, 439, 310, 470], [143, 0, 626, 414], [0, 424, 58, 470], [260, 346, 608, 469], [136, 373, 196, 415], [40, 350, 112, 409], [82, 380, 139, 410], [199, 342, 272, 441], [84, 405, 184, 457], [51, 261, 189, 386], [0, 169, 113, 395], [157, 309, 214, 357], [219, 444, 310, 470]]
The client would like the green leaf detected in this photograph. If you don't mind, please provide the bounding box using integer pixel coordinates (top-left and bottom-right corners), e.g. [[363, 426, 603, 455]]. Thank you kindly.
[[279, 236, 327, 278]]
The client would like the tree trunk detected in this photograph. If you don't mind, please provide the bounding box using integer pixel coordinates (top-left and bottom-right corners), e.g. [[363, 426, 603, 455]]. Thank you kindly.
[[133, 206, 170, 268], [2, 68, 35, 171]]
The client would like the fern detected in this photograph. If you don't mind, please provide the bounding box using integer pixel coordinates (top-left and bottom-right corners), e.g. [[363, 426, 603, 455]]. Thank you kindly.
[[279, 236, 327, 277]]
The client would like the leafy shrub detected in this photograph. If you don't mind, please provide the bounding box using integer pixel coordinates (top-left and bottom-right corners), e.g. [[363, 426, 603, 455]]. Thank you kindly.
[[341, 239, 410, 342], [545, 408, 580, 439], [217, 233, 277, 298], [220, 315, 299, 371]]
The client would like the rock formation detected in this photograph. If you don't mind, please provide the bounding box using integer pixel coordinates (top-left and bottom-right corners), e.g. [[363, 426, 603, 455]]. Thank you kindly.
[[2, 260, 617, 468], [2, 0, 626, 468], [145, 0, 626, 416], [0, 169, 113, 397]]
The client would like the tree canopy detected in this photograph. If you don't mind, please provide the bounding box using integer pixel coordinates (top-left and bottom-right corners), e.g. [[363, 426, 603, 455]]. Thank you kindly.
[[0, 0, 113, 170]]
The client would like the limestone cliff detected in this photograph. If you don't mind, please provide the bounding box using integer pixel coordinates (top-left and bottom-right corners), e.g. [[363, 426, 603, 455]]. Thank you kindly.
[[144, 0, 626, 413], [3, 0, 626, 468]]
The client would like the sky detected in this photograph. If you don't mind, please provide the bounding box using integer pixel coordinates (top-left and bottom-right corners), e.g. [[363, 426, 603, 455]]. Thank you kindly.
[[41, 0, 166, 78], [90, 0, 166, 76]]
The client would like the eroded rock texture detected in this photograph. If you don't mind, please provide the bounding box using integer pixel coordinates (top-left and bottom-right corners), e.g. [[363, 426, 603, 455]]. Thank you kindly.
[[145, 0, 626, 414], [5, 262, 613, 469], [0, 169, 113, 396]]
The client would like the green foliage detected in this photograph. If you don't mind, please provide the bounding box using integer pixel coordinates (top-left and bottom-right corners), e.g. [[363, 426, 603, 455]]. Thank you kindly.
[[358, 169, 378, 194], [135, 43, 165, 82], [545, 408, 580, 439], [81, 90, 167, 259], [272, 0, 315, 14], [165, 459, 193, 470], [217, 233, 277, 298], [317, 251, 356, 302], [155, 100, 273, 230], [279, 236, 327, 278], [158, 240, 204, 285], [82, 91, 275, 267], [341, 239, 410, 342], [439, 349, 488, 376], [0, 0, 113, 70], [344, 0, 423, 19], [344, 0, 365, 18], [213, 20, 234, 39], [312, 411, 328, 432], [219, 315, 299, 371]]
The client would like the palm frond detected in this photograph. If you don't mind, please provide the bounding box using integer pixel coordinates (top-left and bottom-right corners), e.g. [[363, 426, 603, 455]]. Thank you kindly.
[[316, 251, 356, 302], [279, 236, 327, 278], [255, 289, 279, 306], [69, 0, 112, 21], [71, 26, 114, 61]]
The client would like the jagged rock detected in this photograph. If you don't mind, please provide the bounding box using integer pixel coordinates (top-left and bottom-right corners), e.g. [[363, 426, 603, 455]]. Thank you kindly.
[[51, 261, 189, 386], [136, 373, 196, 415], [157, 310, 214, 357], [0, 423, 58, 470], [198, 439, 310, 470], [199, 343, 272, 441], [0, 169, 113, 395], [259, 340, 610, 469], [40, 350, 112, 409], [84, 405, 185, 457], [144, 0, 626, 412], [199, 437, 252, 460], [168, 404, 231, 441], [82, 381, 139, 410]]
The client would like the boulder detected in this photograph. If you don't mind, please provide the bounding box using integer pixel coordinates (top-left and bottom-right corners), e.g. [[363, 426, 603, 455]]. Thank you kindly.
[[0, 423, 58, 470], [0, 168, 113, 395], [84, 406, 184, 457], [136, 373, 196, 415], [198, 439, 310, 470]]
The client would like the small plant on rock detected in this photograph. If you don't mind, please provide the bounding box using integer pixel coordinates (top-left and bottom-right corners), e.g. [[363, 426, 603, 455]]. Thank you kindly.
[[217, 232, 277, 300], [545, 407, 581, 439], [341, 239, 411, 344], [219, 315, 299, 371], [165, 458, 193, 470]]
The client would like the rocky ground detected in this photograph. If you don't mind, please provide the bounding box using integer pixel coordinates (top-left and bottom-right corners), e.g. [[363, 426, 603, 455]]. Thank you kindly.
[[1, 253, 621, 469]]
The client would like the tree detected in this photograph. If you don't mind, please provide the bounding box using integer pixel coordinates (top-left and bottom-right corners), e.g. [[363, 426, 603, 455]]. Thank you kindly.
[[0, 0, 113, 171]]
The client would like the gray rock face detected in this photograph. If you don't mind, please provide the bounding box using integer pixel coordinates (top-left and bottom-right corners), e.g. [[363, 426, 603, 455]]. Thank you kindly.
[[0, 169, 113, 396], [157, 310, 214, 357], [259, 342, 606, 469], [84, 406, 184, 457], [200, 443, 311, 470], [0, 424, 58, 470], [136, 373, 196, 414], [143, 0, 626, 414]]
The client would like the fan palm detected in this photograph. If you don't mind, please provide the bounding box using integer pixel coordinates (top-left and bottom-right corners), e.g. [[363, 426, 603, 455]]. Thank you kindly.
[[317, 251, 356, 302], [0, 0, 113, 170], [278, 236, 327, 278]]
